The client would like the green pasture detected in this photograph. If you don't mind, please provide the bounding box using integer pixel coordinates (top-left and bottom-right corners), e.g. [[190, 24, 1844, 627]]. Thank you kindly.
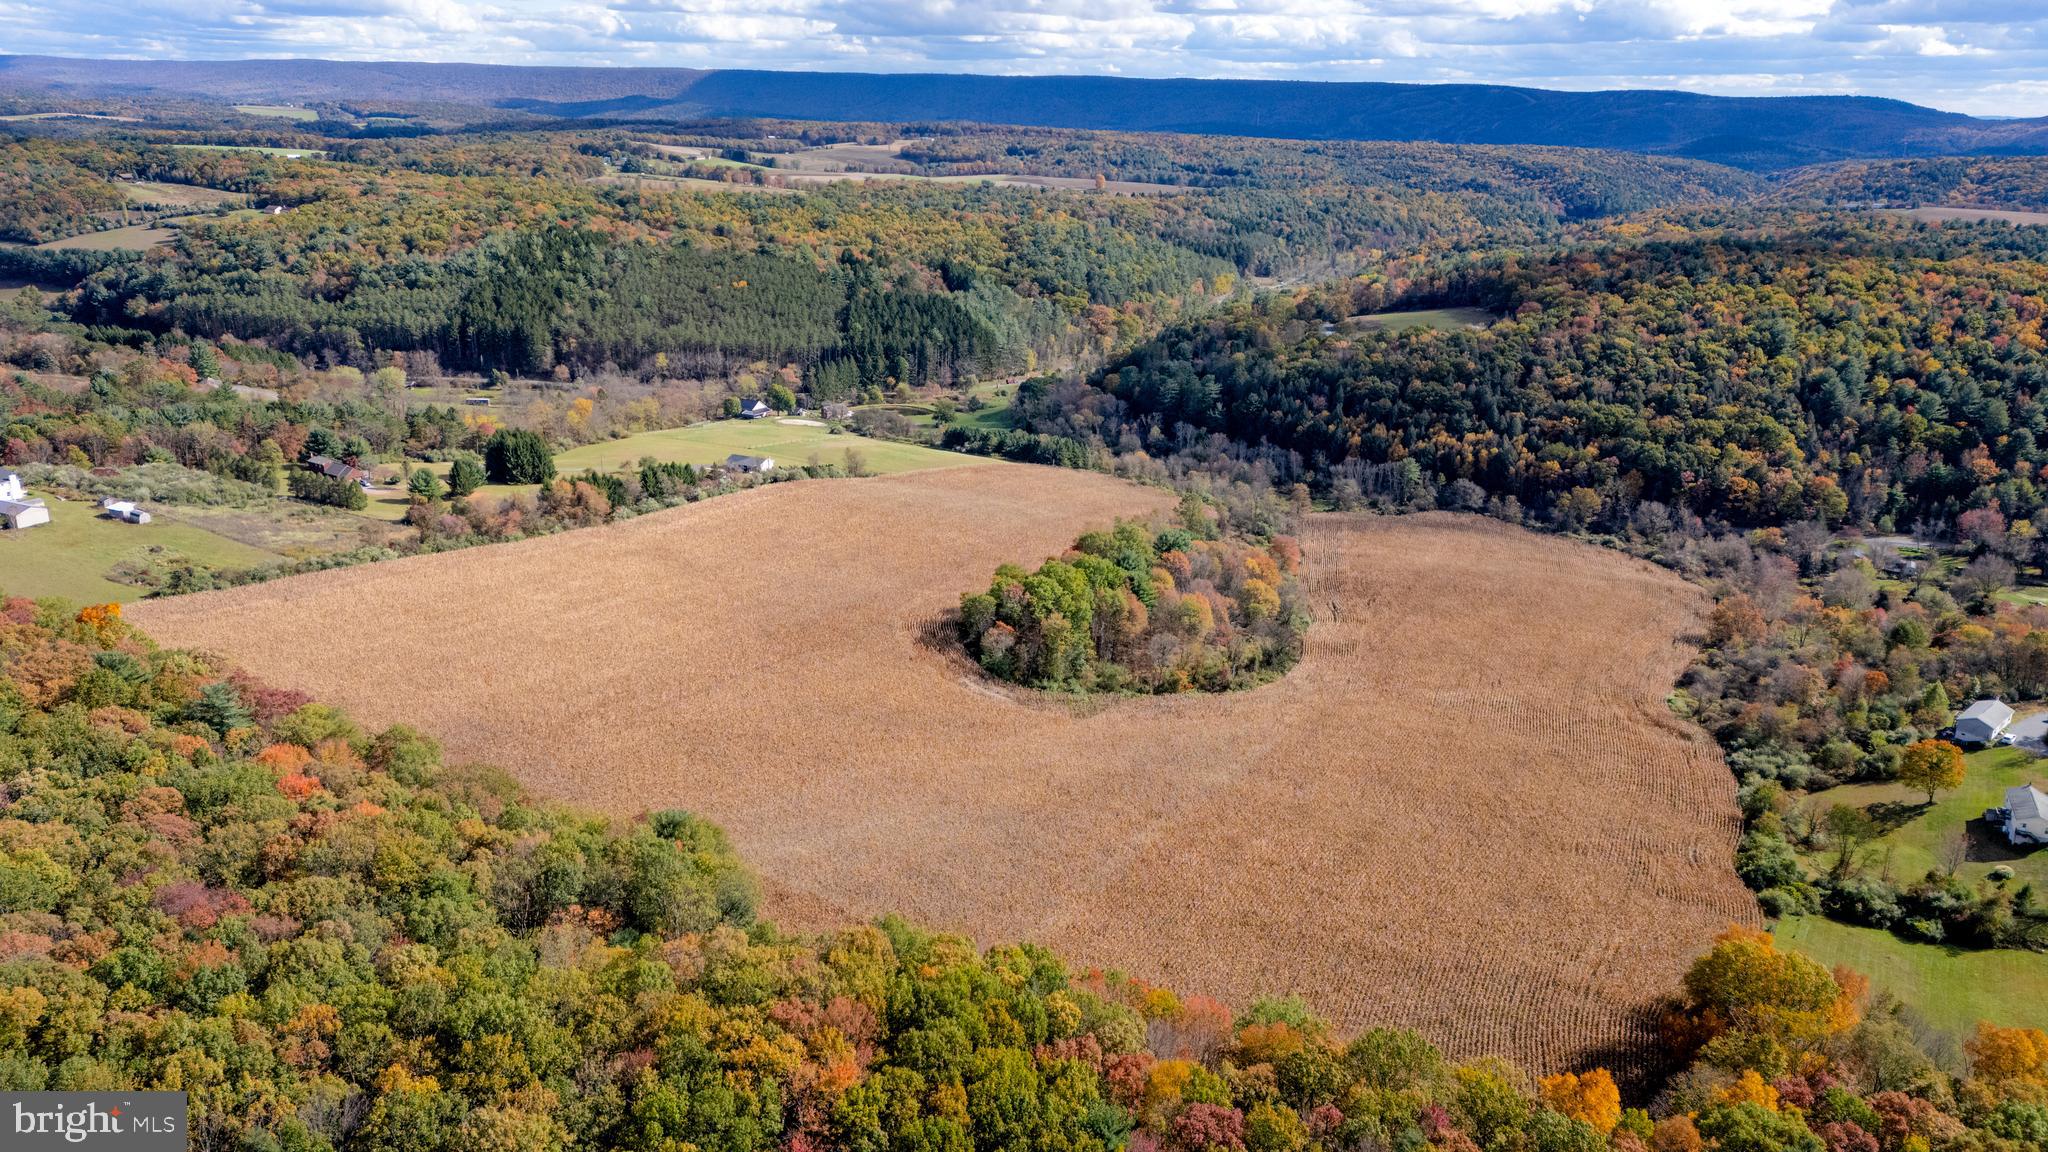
[[0, 496, 279, 604]]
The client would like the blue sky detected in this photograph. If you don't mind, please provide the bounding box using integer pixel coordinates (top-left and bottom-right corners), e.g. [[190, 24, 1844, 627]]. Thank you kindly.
[[1, 0, 2044, 116]]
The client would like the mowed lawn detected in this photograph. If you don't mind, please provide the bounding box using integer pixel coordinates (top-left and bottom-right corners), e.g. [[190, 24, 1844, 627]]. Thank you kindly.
[[1776, 914, 2048, 1035], [1797, 745, 2048, 889], [553, 420, 976, 477], [0, 498, 280, 604]]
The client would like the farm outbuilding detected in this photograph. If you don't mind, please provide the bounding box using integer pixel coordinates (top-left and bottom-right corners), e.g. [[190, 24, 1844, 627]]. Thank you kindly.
[[0, 498, 49, 529], [100, 498, 151, 524], [1957, 698, 2016, 745], [725, 454, 775, 474], [737, 399, 772, 419], [1989, 783, 2048, 846]]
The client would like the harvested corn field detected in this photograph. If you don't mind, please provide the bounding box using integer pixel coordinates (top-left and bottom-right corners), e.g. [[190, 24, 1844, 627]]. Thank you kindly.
[[131, 464, 1759, 1074]]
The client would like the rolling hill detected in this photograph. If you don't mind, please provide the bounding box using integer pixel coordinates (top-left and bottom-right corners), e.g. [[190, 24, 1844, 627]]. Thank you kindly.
[[4, 55, 2048, 169]]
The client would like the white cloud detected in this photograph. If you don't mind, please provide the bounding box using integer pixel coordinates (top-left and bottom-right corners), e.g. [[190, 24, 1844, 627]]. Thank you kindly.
[[5, 0, 2048, 115]]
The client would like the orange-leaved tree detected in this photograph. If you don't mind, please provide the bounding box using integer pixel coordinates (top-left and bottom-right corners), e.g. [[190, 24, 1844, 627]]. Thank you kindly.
[[1898, 739, 1966, 805]]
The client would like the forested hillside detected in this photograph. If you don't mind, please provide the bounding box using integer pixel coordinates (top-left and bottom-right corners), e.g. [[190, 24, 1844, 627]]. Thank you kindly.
[[1066, 215, 2048, 534], [0, 126, 1756, 388], [1771, 157, 2048, 210]]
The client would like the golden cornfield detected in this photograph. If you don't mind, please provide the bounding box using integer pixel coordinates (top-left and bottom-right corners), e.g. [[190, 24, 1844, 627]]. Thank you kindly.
[[132, 464, 1760, 1073]]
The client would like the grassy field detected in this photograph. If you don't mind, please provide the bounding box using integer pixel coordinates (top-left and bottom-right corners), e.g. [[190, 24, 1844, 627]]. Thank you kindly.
[[0, 112, 137, 123], [1796, 745, 2048, 888], [37, 224, 178, 251], [1900, 207, 2048, 227], [168, 144, 327, 159], [593, 173, 796, 196], [233, 105, 317, 121], [134, 489, 1754, 1074], [552, 419, 976, 477], [1348, 307, 1498, 333], [0, 498, 279, 603], [1776, 914, 2048, 1036], [119, 181, 244, 209]]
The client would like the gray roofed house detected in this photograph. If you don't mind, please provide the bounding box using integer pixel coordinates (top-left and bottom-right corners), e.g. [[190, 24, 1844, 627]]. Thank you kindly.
[[724, 454, 775, 474], [737, 399, 772, 419], [1991, 782, 2048, 845], [1957, 698, 2017, 745]]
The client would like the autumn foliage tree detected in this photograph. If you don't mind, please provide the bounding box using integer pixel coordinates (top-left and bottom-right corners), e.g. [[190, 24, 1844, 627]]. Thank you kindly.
[[1897, 739, 1966, 805]]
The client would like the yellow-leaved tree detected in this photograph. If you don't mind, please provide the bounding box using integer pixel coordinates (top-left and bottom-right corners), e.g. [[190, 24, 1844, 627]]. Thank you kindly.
[[1539, 1068, 1621, 1133]]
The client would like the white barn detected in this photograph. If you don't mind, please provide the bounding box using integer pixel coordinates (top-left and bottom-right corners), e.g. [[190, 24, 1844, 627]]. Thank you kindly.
[[0, 472, 49, 530], [725, 454, 775, 474], [1991, 783, 2048, 846], [1957, 698, 2016, 745]]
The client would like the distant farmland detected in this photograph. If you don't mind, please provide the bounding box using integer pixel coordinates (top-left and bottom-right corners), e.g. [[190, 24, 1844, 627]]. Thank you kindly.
[[132, 466, 1757, 1074]]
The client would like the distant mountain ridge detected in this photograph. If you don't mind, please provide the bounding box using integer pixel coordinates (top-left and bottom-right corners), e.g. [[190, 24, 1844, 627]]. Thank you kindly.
[[5, 54, 2048, 170]]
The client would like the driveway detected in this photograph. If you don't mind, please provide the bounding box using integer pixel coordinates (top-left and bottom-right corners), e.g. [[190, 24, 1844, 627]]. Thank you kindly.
[[2009, 710, 2048, 753]]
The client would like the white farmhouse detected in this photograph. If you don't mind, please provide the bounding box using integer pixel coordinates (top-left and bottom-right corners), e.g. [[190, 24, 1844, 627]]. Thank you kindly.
[[1990, 783, 2048, 846], [1957, 698, 2017, 745], [0, 471, 49, 530], [724, 454, 775, 474]]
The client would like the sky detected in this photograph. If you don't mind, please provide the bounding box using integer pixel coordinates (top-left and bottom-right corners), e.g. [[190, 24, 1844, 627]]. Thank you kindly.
[[1, 0, 2045, 117]]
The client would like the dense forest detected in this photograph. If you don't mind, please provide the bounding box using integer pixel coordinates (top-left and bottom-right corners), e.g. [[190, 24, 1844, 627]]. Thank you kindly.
[[8, 600, 2048, 1152], [0, 122, 1790, 391], [1063, 215, 2048, 535], [1770, 158, 2048, 211]]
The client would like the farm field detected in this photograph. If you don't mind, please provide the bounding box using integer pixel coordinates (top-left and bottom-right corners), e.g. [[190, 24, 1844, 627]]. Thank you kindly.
[[1347, 307, 1498, 332], [37, 223, 178, 250], [133, 471, 1758, 1073], [0, 111, 137, 122], [1792, 745, 2048, 890], [0, 498, 280, 602], [1776, 915, 2048, 1037], [550, 420, 975, 476], [119, 180, 243, 208], [1899, 206, 2048, 226], [167, 144, 327, 159], [233, 104, 317, 120], [593, 172, 795, 195]]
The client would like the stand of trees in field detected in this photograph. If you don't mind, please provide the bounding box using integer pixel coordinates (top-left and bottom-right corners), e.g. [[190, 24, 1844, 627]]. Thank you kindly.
[[5, 601, 2048, 1152], [959, 502, 1307, 693]]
